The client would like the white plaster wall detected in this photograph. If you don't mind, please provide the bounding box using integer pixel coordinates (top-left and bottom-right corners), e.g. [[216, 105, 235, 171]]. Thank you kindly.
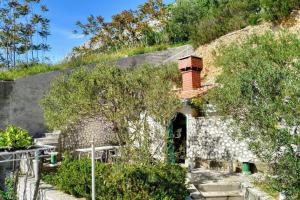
[[147, 116, 166, 161], [128, 114, 167, 162]]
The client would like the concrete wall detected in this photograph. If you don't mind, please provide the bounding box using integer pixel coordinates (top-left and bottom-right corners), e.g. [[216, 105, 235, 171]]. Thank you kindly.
[[113, 45, 193, 68], [17, 176, 79, 200], [0, 81, 14, 128], [0, 70, 69, 137]]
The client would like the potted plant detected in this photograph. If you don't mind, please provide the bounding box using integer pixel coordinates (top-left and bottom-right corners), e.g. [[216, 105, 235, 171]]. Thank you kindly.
[[0, 125, 33, 151]]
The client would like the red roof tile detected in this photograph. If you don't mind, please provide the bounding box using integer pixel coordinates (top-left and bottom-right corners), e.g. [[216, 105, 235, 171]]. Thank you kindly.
[[176, 84, 216, 99]]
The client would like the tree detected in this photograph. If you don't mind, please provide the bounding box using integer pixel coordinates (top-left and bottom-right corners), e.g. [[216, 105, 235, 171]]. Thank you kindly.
[[74, 0, 169, 52], [74, 15, 104, 36], [209, 32, 300, 198], [41, 63, 181, 164], [137, 0, 168, 45], [166, 0, 213, 43], [0, 0, 50, 68]]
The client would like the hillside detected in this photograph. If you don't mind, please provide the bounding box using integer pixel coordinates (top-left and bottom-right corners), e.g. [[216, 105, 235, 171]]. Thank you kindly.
[[195, 10, 300, 85]]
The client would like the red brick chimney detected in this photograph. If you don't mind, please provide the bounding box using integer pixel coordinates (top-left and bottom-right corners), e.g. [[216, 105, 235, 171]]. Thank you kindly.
[[178, 55, 203, 91]]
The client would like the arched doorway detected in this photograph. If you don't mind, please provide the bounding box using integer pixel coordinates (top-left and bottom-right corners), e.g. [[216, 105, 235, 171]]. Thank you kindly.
[[168, 113, 187, 164]]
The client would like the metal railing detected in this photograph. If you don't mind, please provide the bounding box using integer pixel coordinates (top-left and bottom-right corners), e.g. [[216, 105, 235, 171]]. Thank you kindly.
[[0, 145, 56, 163]]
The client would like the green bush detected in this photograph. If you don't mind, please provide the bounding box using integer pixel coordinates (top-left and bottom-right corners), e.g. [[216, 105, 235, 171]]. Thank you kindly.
[[44, 155, 188, 200], [260, 0, 300, 21], [169, 0, 299, 47], [0, 177, 17, 200], [41, 63, 181, 163], [167, 0, 212, 43], [167, 0, 261, 45], [0, 125, 32, 148], [209, 32, 300, 199], [190, 0, 261, 47]]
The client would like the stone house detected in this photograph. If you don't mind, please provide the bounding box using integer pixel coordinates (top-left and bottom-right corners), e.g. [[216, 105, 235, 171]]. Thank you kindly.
[[168, 55, 256, 171], [56, 55, 257, 172]]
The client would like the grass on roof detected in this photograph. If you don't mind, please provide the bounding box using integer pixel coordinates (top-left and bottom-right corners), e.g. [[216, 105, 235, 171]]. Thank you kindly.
[[0, 43, 188, 81]]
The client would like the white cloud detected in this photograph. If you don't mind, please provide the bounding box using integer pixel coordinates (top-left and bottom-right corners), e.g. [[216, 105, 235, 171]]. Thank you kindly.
[[68, 33, 85, 39], [53, 27, 86, 40]]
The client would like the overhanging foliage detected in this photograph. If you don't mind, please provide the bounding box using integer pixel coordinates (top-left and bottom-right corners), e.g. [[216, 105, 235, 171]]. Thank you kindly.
[[41, 63, 181, 163]]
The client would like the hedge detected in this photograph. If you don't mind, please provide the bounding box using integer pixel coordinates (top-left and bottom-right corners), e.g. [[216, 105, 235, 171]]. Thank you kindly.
[[43, 155, 188, 200]]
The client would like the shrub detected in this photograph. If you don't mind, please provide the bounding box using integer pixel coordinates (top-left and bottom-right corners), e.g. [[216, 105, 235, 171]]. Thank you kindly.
[[41, 63, 181, 163], [260, 0, 300, 21], [0, 177, 17, 200], [0, 125, 32, 149], [190, 0, 261, 47], [167, 0, 212, 43], [209, 32, 300, 199], [170, 0, 299, 47], [45, 155, 188, 200]]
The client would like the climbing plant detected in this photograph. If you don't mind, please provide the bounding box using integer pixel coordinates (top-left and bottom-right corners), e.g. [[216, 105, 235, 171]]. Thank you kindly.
[[209, 32, 300, 198]]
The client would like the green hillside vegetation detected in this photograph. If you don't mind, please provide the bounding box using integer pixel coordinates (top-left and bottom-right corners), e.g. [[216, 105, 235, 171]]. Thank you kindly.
[[209, 31, 300, 198], [169, 0, 300, 47], [0, 0, 299, 80], [0, 43, 178, 80], [75, 0, 300, 50]]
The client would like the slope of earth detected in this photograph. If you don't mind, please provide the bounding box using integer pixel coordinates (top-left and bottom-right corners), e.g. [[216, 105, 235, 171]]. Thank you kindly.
[[195, 10, 300, 85]]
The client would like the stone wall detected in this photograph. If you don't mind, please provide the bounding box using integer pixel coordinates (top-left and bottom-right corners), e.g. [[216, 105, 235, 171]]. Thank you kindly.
[[186, 115, 255, 162], [60, 116, 115, 151]]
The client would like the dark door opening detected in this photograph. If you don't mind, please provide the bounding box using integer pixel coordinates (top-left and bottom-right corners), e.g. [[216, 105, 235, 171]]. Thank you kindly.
[[168, 113, 187, 164]]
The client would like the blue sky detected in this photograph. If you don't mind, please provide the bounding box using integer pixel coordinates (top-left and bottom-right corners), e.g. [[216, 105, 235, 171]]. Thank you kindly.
[[46, 0, 174, 63]]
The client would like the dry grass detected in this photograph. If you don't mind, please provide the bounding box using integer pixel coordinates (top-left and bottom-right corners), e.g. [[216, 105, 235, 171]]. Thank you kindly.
[[195, 10, 300, 85]]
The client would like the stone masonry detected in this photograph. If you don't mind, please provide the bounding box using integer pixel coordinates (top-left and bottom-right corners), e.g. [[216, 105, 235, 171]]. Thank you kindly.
[[60, 116, 115, 151], [186, 114, 255, 163]]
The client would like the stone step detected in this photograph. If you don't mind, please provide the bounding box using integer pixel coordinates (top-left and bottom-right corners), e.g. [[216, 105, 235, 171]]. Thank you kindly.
[[34, 137, 59, 147], [44, 130, 61, 138], [190, 191, 202, 199], [35, 136, 59, 141], [200, 191, 243, 200], [197, 182, 241, 192]]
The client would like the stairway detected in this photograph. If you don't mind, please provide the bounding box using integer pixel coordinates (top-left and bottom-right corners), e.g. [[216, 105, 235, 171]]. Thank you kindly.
[[34, 130, 60, 148], [187, 169, 245, 200], [189, 181, 243, 200], [193, 182, 243, 200]]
